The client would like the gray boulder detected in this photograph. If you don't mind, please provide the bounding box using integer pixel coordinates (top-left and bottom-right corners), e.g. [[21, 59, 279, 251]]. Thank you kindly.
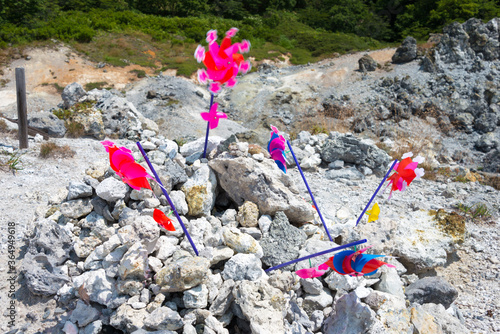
[[323, 292, 384, 334], [180, 164, 217, 217], [321, 132, 391, 177], [209, 156, 315, 223], [435, 22, 476, 64], [221, 253, 265, 281], [26, 219, 73, 265], [260, 211, 307, 268], [67, 181, 93, 200], [463, 17, 500, 61], [155, 255, 210, 292], [483, 149, 500, 173], [70, 300, 100, 327], [98, 96, 158, 139], [62, 82, 86, 109], [405, 276, 458, 309], [392, 36, 417, 64], [28, 112, 66, 137], [475, 132, 499, 152], [358, 54, 378, 72], [22, 254, 70, 296], [60, 198, 93, 219]]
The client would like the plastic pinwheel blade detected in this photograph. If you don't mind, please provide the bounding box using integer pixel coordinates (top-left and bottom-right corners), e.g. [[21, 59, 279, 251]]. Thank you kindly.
[[209, 82, 222, 94], [198, 69, 208, 84], [226, 27, 238, 37], [194, 45, 205, 63], [153, 209, 176, 231], [365, 202, 380, 223], [126, 176, 152, 191], [110, 148, 135, 174], [206, 30, 217, 44], [296, 267, 328, 279], [119, 161, 150, 180], [323, 250, 355, 275]]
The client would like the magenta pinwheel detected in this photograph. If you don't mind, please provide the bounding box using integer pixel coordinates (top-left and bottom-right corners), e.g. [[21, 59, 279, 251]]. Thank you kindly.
[[296, 263, 329, 279], [195, 28, 251, 94], [200, 102, 227, 129], [101, 141, 152, 191]]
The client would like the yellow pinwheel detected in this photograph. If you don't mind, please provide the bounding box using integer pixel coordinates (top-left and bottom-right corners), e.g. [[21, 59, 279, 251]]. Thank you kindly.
[[365, 202, 380, 223]]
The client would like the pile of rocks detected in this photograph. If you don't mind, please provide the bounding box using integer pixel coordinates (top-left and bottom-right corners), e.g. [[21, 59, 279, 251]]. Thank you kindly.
[[20, 131, 479, 334]]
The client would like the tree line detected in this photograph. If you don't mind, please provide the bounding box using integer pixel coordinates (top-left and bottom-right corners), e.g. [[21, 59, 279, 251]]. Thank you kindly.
[[1, 0, 499, 43]]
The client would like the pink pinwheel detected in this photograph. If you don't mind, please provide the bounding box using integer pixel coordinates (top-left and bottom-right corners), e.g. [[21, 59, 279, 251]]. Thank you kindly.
[[101, 141, 153, 191], [200, 102, 227, 129], [296, 263, 329, 279], [195, 28, 251, 94], [386, 152, 425, 199]]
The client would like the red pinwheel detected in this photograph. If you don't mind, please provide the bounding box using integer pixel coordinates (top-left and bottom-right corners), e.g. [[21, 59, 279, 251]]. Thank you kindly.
[[200, 102, 227, 129], [153, 209, 176, 231], [101, 141, 152, 190], [323, 246, 395, 277], [267, 125, 287, 173], [296, 263, 329, 279], [195, 28, 251, 94], [386, 152, 425, 199]]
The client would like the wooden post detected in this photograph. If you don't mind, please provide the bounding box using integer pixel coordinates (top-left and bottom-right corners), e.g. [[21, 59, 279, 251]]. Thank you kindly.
[[16, 68, 28, 149]]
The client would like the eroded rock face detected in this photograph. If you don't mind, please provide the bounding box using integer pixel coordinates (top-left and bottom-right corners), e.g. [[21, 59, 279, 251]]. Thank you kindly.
[[209, 156, 315, 223]]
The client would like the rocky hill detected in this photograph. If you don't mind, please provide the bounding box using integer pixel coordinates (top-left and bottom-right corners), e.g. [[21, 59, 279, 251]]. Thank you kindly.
[[0, 18, 499, 334]]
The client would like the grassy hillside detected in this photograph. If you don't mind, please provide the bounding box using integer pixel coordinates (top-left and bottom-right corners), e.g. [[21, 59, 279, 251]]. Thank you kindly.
[[0, 10, 385, 76]]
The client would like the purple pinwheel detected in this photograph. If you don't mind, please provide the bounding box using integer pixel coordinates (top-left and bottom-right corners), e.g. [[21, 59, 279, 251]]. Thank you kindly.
[[267, 125, 287, 173]]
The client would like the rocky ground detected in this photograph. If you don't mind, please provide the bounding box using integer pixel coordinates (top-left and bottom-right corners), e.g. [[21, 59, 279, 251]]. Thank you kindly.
[[0, 17, 499, 334]]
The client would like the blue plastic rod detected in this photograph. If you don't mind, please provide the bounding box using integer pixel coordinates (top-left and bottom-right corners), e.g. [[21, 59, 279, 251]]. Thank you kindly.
[[265, 239, 367, 272], [286, 140, 333, 242], [137, 142, 199, 256], [202, 93, 214, 158], [355, 159, 398, 226]]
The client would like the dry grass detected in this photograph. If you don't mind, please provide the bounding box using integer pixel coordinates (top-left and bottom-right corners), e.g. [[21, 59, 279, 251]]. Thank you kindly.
[[294, 113, 350, 138], [39, 142, 75, 159], [321, 101, 356, 120]]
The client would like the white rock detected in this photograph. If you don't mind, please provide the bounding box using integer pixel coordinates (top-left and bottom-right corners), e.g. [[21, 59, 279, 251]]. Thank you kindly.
[[96, 177, 129, 202], [183, 284, 209, 308]]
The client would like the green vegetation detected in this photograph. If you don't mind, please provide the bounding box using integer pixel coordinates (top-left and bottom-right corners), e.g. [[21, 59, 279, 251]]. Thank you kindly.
[[84, 81, 111, 90], [0, 1, 497, 76], [129, 69, 146, 78], [42, 82, 65, 93], [456, 202, 491, 220], [0, 150, 23, 173]]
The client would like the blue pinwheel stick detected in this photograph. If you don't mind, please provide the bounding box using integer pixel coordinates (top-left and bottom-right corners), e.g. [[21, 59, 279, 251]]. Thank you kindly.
[[286, 140, 334, 242], [355, 159, 398, 226], [202, 93, 215, 158], [137, 142, 199, 256], [265, 239, 367, 272]]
